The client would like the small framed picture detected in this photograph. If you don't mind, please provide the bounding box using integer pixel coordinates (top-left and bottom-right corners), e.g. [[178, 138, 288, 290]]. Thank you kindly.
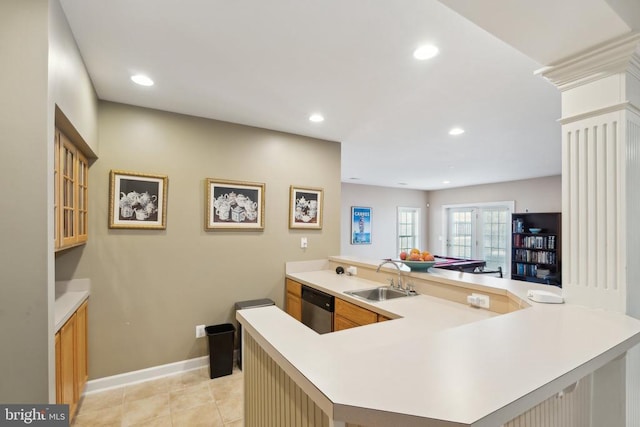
[[351, 206, 372, 244], [205, 178, 265, 231], [109, 170, 168, 229], [289, 186, 323, 229]]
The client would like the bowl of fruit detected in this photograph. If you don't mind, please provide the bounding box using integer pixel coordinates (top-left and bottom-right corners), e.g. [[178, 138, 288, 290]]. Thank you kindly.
[[397, 249, 436, 272]]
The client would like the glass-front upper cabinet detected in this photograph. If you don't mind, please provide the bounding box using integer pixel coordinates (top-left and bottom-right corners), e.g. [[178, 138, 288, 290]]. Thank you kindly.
[[55, 127, 89, 251]]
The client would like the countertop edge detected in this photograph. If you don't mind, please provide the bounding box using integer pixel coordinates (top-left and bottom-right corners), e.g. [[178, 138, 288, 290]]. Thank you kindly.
[[55, 291, 89, 332]]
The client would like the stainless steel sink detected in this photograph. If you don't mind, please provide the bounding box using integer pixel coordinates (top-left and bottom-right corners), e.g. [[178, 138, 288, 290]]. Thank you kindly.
[[344, 286, 408, 302]]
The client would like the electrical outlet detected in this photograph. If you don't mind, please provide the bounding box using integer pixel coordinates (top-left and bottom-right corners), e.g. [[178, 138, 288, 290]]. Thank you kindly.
[[195, 324, 206, 338], [467, 293, 490, 309], [301, 237, 308, 248]]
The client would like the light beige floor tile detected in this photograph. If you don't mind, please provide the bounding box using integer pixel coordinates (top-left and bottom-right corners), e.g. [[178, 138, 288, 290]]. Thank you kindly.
[[127, 414, 173, 427], [216, 395, 244, 424], [124, 374, 182, 402], [171, 402, 225, 427], [210, 374, 243, 401], [72, 405, 122, 426], [122, 393, 170, 426], [170, 382, 213, 413], [77, 387, 124, 414], [180, 367, 211, 388]]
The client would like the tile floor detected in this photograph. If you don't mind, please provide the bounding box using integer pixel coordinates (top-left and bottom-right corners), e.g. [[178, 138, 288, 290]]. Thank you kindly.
[[72, 367, 244, 427]]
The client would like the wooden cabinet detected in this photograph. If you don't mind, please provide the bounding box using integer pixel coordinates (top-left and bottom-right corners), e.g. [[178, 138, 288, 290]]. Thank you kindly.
[[377, 314, 391, 322], [511, 213, 561, 287], [54, 333, 61, 405], [334, 298, 378, 331], [55, 127, 89, 252], [285, 280, 393, 331], [75, 301, 88, 388], [285, 279, 302, 321], [57, 312, 77, 415], [55, 300, 88, 420]]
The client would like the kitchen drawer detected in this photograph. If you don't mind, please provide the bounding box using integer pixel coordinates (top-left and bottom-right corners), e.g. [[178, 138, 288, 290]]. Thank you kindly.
[[335, 298, 377, 326], [334, 314, 359, 331], [286, 279, 302, 297]]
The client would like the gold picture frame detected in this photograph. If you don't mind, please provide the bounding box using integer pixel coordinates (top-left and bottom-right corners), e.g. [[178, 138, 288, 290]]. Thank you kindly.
[[205, 178, 265, 231], [289, 186, 323, 229], [109, 170, 168, 229]]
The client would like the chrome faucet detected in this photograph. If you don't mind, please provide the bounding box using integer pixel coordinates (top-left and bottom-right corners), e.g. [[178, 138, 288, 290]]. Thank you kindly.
[[376, 260, 404, 291]]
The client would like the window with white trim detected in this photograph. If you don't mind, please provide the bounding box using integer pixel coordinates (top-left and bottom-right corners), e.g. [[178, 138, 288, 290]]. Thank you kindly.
[[397, 207, 420, 255]]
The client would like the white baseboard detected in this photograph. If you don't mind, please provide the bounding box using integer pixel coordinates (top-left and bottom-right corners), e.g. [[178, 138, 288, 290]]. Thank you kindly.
[[84, 355, 210, 395]]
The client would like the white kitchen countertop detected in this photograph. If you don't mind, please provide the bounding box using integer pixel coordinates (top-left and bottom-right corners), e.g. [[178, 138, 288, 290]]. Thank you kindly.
[[237, 259, 640, 426], [55, 279, 90, 332]]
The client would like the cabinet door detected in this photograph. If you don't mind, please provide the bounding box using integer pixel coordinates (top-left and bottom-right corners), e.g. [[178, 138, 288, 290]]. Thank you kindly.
[[286, 293, 302, 322], [59, 314, 77, 415], [56, 128, 89, 251], [285, 279, 302, 297], [377, 314, 391, 322], [285, 279, 302, 321], [76, 151, 88, 244], [54, 130, 60, 249], [335, 298, 377, 326], [60, 134, 77, 248], [334, 314, 359, 331], [75, 301, 88, 395], [55, 333, 61, 403]]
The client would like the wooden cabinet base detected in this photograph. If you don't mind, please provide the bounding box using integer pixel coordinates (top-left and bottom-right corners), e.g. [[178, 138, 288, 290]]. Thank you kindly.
[[55, 300, 88, 421], [285, 279, 302, 321]]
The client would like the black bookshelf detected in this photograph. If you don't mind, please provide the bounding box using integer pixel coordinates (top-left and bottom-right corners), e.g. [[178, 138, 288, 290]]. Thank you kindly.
[[511, 212, 561, 287]]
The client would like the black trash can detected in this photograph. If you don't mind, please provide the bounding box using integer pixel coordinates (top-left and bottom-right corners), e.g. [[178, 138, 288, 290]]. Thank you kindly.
[[205, 323, 235, 379], [234, 298, 275, 370]]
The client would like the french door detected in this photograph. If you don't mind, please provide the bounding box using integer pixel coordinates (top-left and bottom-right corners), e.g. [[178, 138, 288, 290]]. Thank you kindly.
[[445, 203, 513, 274]]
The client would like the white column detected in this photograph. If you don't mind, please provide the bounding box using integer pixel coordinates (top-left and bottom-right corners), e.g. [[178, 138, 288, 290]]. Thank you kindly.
[[539, 32, 640, 426]]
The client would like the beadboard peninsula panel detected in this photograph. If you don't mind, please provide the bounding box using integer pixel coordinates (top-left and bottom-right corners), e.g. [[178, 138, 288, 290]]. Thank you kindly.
[[503, 378, 591, 427], [244, 333, 330, 427]]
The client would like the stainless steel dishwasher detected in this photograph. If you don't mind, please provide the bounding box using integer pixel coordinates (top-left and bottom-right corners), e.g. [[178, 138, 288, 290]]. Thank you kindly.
[[301, 285, 334, 334]]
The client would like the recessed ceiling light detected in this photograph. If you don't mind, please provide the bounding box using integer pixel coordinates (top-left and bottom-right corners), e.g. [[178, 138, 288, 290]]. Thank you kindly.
[[449, 127, 465, 136], [413, 44, 439, 60], [309, 114, 324, 123], [349, 177, 360, 180], [398, 182, 408, 186], [443, 180, 451, 184], [131, 74, 154, 86]]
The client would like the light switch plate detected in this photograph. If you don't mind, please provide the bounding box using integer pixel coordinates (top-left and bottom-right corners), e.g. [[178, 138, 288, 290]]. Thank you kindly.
[[195, 324, 206, 338], [301, 237, 308, 248]]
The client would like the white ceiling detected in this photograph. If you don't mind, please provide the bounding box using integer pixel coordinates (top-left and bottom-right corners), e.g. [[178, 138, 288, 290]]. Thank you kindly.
[[59, 0, 635, 190]]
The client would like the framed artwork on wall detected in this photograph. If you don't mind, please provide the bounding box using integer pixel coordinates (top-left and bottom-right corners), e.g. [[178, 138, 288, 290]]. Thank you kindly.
[[109, 170, 168, 229], [351, 206, 372, 244], [205, 178, 265, 231], [289, 186, 323, 229]]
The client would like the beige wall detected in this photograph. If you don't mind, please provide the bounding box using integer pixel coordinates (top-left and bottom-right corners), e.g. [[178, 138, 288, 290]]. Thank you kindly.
[[0, 0, 50, 403], [426, 175, 562, 252], [55, 102, 341, 379], [48, 0, 98, 154], [341, 183, 429, 259]]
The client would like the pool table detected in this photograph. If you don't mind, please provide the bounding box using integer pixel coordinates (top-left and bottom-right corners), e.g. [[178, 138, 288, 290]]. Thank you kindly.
[[433, 255, 486, 272]]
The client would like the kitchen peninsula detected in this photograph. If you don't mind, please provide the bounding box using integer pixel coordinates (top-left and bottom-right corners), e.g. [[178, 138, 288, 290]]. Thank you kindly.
[[236, 257, 640, 426]]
